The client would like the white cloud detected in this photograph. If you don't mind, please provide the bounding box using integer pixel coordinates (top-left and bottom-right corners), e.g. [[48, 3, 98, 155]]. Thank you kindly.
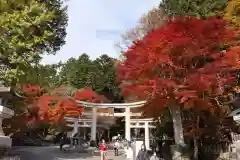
[[41, 0, 160, 64]]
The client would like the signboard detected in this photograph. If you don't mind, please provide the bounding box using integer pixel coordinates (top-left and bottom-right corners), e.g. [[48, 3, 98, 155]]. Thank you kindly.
[[97, 107, 114, 116], [108, 107, 114, 116]]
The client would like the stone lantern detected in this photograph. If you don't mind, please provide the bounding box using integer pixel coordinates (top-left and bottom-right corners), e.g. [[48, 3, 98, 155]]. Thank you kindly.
[[0, 105, 14, 148], [0, 86, 14, 148]]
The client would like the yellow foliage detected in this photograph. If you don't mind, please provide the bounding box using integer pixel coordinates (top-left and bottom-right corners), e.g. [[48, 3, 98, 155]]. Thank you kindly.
[[224, 0, 240, 26]]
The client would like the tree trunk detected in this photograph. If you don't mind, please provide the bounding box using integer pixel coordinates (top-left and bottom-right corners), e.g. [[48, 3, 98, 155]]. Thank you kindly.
[[193, 116, 199, 160], [170, 105, 184, 145], [193, 134, 198, 160], [169, 105, 189, 160]]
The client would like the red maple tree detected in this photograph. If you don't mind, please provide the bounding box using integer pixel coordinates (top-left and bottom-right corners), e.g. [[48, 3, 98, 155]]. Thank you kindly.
[[118, 16, 239, 111], [117, 16, 240, 145]]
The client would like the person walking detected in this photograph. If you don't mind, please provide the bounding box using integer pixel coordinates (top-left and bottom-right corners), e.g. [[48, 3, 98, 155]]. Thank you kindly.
[[125, 144, 133, 160], [59, 133, 66, 151], [99, 139, 107, 160], [150, 152, 159, 160], [136, 144, 149, 160], [114, 140, 120, 156], [59, 136, 64, 150]]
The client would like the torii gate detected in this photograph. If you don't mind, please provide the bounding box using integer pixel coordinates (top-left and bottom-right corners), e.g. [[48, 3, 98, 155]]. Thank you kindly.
[[65, 100, 155, 149]]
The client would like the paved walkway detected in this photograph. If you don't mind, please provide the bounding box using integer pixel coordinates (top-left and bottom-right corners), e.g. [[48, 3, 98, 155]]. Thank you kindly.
[[13, 146, 125, 160]]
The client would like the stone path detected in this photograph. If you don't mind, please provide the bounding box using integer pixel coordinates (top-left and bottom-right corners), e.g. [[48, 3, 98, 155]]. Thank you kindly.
[[13, 146, 125, 160]]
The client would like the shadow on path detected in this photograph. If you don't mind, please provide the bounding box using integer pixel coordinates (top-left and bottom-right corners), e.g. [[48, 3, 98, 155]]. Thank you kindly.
[[13, 146, 95, 160], [12, 146, 125, 160]]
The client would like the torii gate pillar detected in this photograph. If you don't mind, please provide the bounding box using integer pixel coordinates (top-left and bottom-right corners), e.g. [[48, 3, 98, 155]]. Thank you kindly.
[[125, 107, 131, 141]]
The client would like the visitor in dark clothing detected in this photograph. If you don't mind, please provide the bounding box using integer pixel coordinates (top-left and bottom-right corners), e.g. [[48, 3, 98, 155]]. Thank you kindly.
[[136, 144, 149, 160], [59, 136, 65, 150]]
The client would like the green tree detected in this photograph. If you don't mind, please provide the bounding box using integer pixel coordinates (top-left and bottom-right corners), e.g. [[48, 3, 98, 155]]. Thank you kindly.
[[58, 54, 120, 101], [59, 54, 94, 88], [0, 0, 67, 85], [92, 54, 120, 98], [21, 64, 61, 88], [160, 0, 227, 18]]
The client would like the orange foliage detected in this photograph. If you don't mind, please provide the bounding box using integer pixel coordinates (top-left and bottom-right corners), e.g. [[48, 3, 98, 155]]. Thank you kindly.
[[21, 85, 107, 125]]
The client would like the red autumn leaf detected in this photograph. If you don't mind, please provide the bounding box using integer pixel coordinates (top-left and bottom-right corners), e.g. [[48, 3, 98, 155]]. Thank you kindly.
[[117, 16, 239, 115]]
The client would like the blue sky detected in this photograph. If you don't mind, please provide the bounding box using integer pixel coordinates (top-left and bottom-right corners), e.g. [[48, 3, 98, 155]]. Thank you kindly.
[[41, 0, 160, 64]]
